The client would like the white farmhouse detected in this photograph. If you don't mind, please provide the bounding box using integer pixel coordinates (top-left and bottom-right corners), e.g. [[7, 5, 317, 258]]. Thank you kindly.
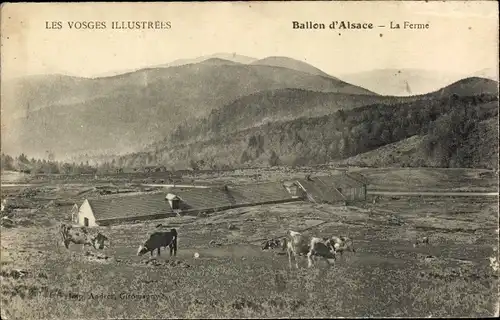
[[74, 193, 174, 227]]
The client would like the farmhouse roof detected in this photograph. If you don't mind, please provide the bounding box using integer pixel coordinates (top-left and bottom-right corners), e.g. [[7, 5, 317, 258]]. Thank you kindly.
[[295, 173, 366, 203], [87, 193, 173, 221], [166, 182, 295, 211], [312, 174, 363, 189], [295, 178, 346, 203], [344, 172, 370, 185], [231, 182, 295, 202]]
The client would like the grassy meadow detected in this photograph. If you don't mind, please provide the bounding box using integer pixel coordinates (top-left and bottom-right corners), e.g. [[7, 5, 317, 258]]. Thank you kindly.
[[1, 168, 499, 318]]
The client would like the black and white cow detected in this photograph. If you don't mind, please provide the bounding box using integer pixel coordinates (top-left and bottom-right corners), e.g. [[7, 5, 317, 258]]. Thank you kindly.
[[282, 230, 337, 269], [137, 229, 178, 257]]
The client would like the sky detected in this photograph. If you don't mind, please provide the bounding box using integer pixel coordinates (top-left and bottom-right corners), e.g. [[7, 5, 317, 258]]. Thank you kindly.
[[1, 1, 498, 79]]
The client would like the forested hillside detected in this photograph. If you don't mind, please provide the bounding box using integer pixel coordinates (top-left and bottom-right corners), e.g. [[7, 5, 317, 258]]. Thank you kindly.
[[118, 91, 498, 170], [160, 89, 422, 147]]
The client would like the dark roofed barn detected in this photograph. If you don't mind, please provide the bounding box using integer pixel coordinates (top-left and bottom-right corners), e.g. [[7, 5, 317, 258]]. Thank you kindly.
[[165, 182, 300, 215], [343, 171, 370, 185], [295, 172, 367, 205], [76, 193, 174, 226], [73, 173, 367, 226], [295, 179, 346, 204]]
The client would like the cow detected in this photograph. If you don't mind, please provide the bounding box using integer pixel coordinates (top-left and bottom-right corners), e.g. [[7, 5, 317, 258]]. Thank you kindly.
[[306, 237, 337, 268], [282, 230, 336, 269], [261, 238, 282, 250], [59, 223, 109, 251], [137, 229, 178, 257], [413, 236, 430, 248], [328, 236, 356, 257]]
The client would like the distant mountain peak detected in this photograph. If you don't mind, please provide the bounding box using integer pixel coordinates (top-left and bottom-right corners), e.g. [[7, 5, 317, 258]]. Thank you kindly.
[[251, 56, 337, 79], [471, 67, 499, 81], [339, 68, 466, 96], [203, 52, 257, 63], [434, 76, 499, 96], [158, 53, 257, 68], [1, 57, 373, 158], [340, 68, 499, 96], [197, 58, 242, 66]]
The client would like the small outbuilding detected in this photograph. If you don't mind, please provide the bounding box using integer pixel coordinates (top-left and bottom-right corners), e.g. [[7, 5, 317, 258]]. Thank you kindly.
[[165, 193, 181, 210], [283, 181, 303, 198]]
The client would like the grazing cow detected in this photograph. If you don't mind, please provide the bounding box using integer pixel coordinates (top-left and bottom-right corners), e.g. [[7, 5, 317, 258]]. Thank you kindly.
[[137, 229, 178, 257], [261, 238, 282, 250], [328, 236, 356, 257], [282, 230, 336, 269], [306, 237, 337, 268], [59, 223, 109, 251], [282, 231, 307, 269], [413, 236, 430, 248]]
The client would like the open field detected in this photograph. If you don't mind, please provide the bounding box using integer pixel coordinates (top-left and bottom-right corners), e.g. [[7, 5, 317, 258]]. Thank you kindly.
[[353, 167, 499, 192], [1, 168, 499, 318]]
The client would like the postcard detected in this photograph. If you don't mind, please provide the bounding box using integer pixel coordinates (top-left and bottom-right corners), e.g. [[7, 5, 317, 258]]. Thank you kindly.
[[1, 1, 498, 318]]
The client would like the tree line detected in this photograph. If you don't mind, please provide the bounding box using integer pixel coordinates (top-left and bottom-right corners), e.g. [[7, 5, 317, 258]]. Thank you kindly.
[[0, 153, 99, 175]]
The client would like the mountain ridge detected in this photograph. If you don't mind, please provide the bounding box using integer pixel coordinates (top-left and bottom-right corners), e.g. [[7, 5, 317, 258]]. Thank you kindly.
[[2, 48, 497, 169], [251, 56, 337, 79], [116, 77, 498, 170], [1, 59, 374, 159], [339, 69, 498, 96], [157, 52, 257, 68]]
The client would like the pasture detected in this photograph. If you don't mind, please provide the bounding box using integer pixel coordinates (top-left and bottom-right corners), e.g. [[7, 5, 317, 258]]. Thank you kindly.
[[1, 168, 499, 318]]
